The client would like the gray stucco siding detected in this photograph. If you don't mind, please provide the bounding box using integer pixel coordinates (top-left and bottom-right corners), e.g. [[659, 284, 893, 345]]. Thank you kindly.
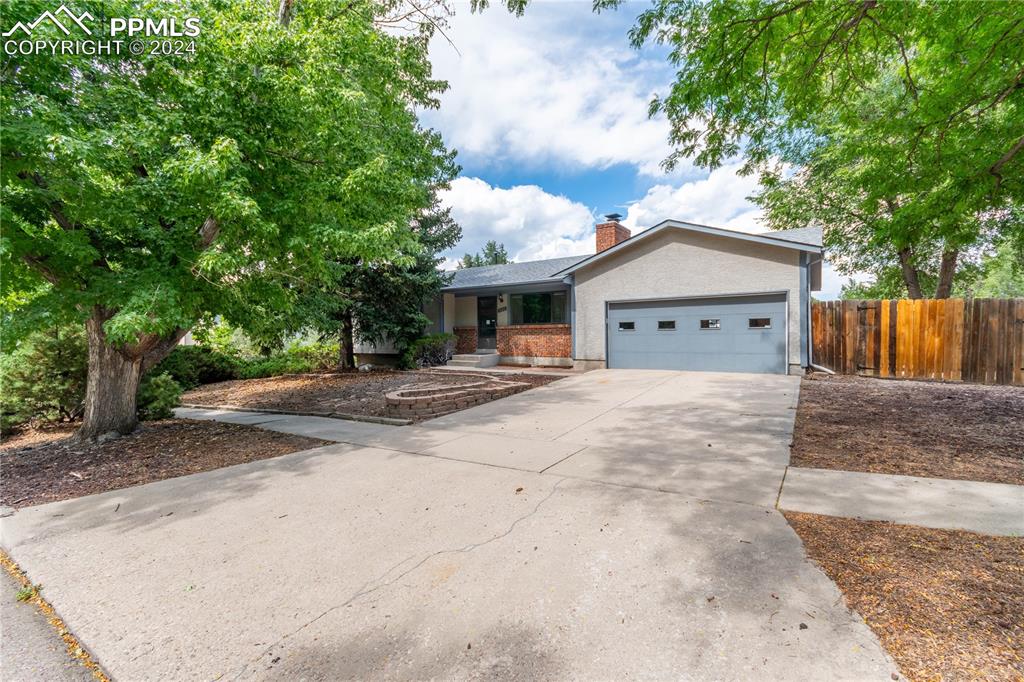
[[573, 229, 804, 367]]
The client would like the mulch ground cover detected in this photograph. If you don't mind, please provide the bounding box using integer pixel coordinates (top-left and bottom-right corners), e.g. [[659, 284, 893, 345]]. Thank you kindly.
[[181, 369, 561, 418], [785, 511, 1023, 682], [791, 374, 1023, 484], [0, 420, 330, 509]]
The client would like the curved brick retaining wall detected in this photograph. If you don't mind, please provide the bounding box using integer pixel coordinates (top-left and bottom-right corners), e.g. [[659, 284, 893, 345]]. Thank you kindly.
[[385, 372, 531, 420]]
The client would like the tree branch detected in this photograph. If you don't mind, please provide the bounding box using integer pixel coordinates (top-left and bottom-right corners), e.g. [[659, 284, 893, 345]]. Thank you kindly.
[[989, 134, 1024, 192], [198, 216, 219, 248]]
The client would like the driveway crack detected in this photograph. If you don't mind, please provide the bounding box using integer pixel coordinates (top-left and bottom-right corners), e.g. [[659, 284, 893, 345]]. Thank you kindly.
[[222, 478, 567, 681]]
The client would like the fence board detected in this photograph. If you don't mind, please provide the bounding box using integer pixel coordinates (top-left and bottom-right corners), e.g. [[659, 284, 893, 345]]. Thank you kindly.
[[811, 298, 1022, 386], [1014, 299, 1024, 386]]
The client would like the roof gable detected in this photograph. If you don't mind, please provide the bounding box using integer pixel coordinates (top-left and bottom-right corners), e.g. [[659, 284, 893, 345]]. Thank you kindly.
[[553, 220, 821, 276]]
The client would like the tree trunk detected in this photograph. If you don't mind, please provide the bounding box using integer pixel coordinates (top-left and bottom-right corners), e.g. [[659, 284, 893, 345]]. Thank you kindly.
[[77, 311, 143, 440], [934, 249, 959, 299], [76, 308, 189, 441], [897, 247, 924, 299], [339, 310, 356, 370]]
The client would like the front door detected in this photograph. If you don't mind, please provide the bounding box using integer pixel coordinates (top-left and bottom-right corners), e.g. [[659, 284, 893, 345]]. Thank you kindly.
[[477, 296, 497, 350]]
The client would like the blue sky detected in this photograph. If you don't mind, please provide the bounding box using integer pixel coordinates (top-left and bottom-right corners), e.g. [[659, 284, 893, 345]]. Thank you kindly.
[[422, 2, 853, 297]]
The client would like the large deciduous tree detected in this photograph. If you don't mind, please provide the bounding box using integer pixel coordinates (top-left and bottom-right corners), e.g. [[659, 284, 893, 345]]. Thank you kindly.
[[586, 0, 1024, 297], [292, 194, 461, 369], [1, 0, 456, 438]]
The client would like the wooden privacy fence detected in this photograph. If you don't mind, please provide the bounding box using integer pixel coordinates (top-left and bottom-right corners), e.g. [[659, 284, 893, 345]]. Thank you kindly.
[[812, 298, 1024, 386]]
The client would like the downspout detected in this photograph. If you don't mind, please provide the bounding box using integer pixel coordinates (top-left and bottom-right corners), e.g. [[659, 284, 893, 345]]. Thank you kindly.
[[805, 253, 833, 374], [799, 252, 810, 370]]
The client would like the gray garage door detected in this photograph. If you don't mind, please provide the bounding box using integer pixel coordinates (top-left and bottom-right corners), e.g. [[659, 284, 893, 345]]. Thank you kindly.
[[607, 294, 787, 373]]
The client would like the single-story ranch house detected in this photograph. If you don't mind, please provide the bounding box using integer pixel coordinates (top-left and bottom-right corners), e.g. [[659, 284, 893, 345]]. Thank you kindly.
[[428, 216, 823, 374], [363, 215, 823, 374]]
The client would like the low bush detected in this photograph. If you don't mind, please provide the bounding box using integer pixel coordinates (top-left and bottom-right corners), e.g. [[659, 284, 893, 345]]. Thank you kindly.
[[152, 345, 240, 389], [236, 354, 313, 379], [402, 333, 456, 369], [235, 340, 339, 378], [284, 340, 338, 370], [0, 326, 87, 432], [137, 372, 183, 420]]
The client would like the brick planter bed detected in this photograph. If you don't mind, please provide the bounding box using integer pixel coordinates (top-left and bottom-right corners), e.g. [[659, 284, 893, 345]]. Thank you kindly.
[[385, 372, 532, 420]]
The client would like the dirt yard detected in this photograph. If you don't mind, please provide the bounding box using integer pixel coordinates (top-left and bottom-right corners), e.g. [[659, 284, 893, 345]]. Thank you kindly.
[[0, 420, 329, 509], [786, 511, 1023, 682], [181, 370, 561, 418], [791, 375, 1023, 484]]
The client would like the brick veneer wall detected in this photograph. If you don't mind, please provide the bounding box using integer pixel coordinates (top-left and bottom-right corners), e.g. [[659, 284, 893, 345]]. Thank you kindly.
[[453, 326, 477, 354], [497, 324, 571, 358], [385, 374, 531, 420]]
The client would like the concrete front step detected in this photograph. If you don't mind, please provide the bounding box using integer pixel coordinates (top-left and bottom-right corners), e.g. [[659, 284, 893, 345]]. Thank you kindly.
[[448, 353, 500, 368]]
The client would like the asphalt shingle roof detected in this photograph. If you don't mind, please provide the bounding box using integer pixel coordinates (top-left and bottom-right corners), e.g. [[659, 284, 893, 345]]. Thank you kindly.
[[444, 255, 587, 290], [443, 224, 822, 291], [759, 226, 823, 246]]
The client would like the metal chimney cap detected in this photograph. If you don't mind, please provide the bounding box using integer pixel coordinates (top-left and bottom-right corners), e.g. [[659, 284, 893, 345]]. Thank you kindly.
[[603, 212, 623, 222]]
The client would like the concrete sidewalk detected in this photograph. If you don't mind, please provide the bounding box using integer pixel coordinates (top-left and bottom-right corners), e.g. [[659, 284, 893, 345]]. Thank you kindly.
[[0, 570, 94, 682], [779, 467, 1024, 536]]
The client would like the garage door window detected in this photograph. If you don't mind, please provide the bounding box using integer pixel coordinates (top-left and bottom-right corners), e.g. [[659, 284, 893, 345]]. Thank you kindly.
[[699, 319, 720, 330], [617, 321, 635, 331], [748, 317, 772, 329], [657, 320, 676, 330]]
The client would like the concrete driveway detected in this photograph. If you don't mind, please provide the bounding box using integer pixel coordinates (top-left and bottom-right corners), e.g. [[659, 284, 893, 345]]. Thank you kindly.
[[1, 370, 896, 680]]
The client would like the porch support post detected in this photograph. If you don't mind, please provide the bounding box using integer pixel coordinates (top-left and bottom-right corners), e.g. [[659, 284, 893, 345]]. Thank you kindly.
[[564, 275, 577, 360]]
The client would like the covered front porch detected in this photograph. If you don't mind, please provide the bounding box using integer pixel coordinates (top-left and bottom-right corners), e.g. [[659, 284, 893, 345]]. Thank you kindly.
[[434, 282, 574, 367]]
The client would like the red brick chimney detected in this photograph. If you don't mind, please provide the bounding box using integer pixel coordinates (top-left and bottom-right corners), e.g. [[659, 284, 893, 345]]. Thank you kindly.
[[595, 213, 631, 253]]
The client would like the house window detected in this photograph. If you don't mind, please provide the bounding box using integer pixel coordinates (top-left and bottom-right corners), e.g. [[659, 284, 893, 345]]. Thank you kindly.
[[700, 318, 721, 330], [617, 321, 635, 331], [657, 320, 676, 330], [509, 291, 567, 324], [748, 317, 772, 329]]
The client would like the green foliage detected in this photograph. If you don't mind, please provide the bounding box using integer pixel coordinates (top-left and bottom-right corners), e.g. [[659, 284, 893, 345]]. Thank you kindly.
[[235, 341, 339, 379], [152, 339, 339, 385], [401, 333, 456, 369], [15, 585, 36, 602], [151, 346, 240, 389], [597, 0, 1023, 297], [281, 340, 340, 371], [0, 326, 87, 431], [190, 320, 259, 357], [291, 193, 461, 366], [236, 356, 312, 379], [137, 373, 183, 421], [839, 241, 1024, 300], [458, 241, 511, 269], [1, 0, 457, 370], [970, 243, 1024, 298]]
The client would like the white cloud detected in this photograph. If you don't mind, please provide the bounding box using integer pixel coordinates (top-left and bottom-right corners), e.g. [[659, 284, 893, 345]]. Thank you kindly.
[[440, 176, 596, 266], [426, 4, 679, 177], [621, 162, 765, 233]]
